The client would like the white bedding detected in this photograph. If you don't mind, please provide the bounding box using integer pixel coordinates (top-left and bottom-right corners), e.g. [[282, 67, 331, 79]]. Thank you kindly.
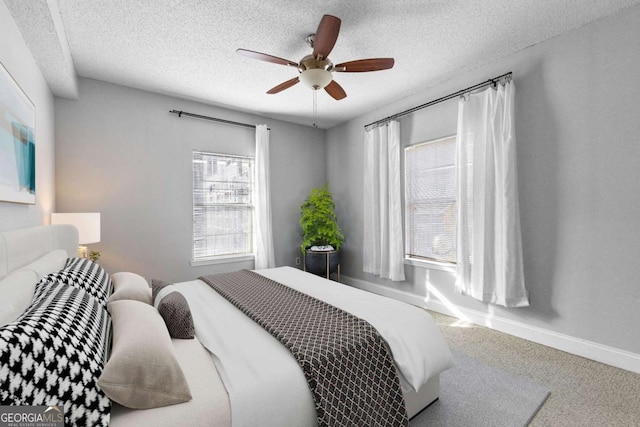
[[177, 266, 452, 427]]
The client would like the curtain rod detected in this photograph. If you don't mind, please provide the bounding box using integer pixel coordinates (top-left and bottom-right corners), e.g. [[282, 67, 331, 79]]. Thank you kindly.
[[169, 110, 270, 130], [364, 72, 512, 130]]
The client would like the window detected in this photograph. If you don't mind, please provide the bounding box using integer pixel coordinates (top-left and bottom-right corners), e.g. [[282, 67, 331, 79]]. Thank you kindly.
[[404, 135, 457, 264], [192, 151, 254, 261]]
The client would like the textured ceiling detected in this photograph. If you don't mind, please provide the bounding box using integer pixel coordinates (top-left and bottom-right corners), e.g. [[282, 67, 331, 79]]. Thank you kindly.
[[5, 0, 640, 128]]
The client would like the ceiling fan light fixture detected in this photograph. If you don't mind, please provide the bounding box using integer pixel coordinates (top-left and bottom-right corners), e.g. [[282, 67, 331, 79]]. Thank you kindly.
[[299, 68, 332, 90]]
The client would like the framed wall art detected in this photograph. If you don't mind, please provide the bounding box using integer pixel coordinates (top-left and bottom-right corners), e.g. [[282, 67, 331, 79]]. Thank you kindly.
[[0, 62, 36, 204]]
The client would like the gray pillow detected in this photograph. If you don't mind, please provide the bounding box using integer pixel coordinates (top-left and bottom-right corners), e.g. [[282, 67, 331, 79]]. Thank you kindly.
[[152, 280, 195, 339], [151, 279, 170, 301]]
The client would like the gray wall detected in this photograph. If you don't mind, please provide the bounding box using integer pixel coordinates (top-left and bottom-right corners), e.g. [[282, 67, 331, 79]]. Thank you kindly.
[[326, 6, 640, 355], [55, 78, 325, 283], [0, 2, 56, 231]]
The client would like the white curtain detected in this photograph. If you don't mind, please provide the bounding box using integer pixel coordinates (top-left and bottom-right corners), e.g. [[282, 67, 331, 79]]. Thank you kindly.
[[253, 124, 275, 269], [455, 79, 528, 307], [363, 120, 405, 281]]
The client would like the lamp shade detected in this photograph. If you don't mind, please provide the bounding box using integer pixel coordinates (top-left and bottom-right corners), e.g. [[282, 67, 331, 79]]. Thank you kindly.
[[52, 213, 101, 244]]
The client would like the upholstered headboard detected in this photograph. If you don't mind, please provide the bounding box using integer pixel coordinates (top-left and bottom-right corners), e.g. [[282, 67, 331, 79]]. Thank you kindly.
[[0, 225, 79, 280]]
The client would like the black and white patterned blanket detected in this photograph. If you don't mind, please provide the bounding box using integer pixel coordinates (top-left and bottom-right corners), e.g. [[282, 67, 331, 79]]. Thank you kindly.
[[199, 270, 409, 427], [47, 257, 113, 306], [0, 259, 112, 426]]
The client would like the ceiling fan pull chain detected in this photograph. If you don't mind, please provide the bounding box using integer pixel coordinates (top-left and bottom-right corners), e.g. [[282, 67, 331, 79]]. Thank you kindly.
[[312, 90, 318, 128]]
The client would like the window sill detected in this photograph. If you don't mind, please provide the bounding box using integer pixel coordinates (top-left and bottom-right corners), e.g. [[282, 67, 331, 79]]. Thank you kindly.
[[191, 254, 254, 267], [404, 257, 456, 273]]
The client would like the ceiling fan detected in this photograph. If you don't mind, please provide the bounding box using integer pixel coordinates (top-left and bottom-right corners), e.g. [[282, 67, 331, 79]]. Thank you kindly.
[[237, 14, 394, 100]]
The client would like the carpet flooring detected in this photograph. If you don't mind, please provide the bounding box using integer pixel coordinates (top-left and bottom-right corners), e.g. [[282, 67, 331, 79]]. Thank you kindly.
[[429, 311, 640, 426], [410, 351, 549, 426]]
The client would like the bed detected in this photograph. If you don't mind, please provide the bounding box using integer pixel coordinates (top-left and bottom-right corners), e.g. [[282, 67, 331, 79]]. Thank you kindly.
[[0, 224, 453, 426]]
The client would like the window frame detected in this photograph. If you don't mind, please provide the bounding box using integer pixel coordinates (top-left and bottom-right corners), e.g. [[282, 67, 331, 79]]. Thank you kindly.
[[403, 134, 458, 272], [191, 150, 255, 265]]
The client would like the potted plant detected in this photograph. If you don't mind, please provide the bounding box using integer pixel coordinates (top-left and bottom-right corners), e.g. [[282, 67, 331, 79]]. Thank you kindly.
[[299, 184, 344, 277]]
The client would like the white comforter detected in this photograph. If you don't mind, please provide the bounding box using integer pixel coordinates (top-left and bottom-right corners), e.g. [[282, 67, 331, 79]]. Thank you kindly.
[[177, 267, 452, 427]]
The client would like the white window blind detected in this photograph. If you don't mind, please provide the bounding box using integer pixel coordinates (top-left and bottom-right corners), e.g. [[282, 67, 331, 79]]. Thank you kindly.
[[192, 151, 254, 260], [404, 135, 457, 263]]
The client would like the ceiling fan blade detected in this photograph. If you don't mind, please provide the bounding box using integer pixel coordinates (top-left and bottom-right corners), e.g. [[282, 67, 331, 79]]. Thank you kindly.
[[236, 49, 298, 67], [334, 58, 395, 72], [267, 77, 300, 94], [313, 15, 341, 59], [324, 80, 346, 100]]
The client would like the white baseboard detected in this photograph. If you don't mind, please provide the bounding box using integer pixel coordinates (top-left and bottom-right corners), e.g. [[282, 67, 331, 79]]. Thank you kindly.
[[342, 275, 640, 375]]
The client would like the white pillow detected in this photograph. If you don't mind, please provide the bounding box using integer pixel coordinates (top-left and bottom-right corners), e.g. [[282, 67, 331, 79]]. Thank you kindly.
[[17, 249, 68, 279], [0, 269, 38, 326], [99, 300, 192, 408], [109, 272, 152, 304]]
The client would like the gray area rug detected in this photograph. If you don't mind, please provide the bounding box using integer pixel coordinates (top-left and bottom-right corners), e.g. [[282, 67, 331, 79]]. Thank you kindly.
[[410, 351, 550, 427]]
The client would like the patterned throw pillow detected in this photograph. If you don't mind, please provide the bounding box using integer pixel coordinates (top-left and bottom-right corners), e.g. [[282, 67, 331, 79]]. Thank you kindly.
[[151, 280, 195, 339], [0, 279, 111, 426], [45, 258, 113, 306], [151, 278, 170, 301]]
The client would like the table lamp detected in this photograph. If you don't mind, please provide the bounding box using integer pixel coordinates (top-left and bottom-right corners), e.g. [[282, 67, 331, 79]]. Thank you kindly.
[[51, 213, 100, 258]]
